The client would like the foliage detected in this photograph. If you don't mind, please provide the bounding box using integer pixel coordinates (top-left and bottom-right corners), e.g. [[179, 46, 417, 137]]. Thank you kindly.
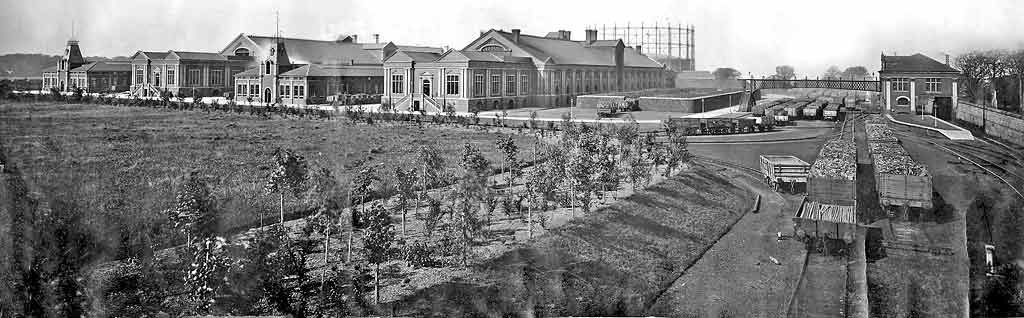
[[712, 67, 741, 80], [822, 65, 843, 79], [166, 172, 219, 246], [266, 147, 309, 223], [842, 66, 869, 79], [772, 65, 796, 80], [361, 203, 395, 303], [183, 237, 231, 315]]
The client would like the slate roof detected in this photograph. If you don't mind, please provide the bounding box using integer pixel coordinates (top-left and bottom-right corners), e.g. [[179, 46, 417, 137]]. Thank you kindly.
[[69, 61, 131, 72], [235, 67, 260, 77], [172, 51, 228, 61], [41, 65, 58, 73], [246, 36, 381, 65], [880, 53, 959, 73], [138, 51, 170, 60], [490, 30, 662, 68], [279, 64, 383, 77]]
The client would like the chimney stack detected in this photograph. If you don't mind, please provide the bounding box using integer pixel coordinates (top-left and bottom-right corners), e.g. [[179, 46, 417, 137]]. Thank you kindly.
[[374, 34, 380, 44], [559, 30, 571, 40], [636, 45, 642, 55], [585, 29, 597, 44], [945, 54, 950, 65], [351, 34, 358, 43], [512, 29, 521, 44]]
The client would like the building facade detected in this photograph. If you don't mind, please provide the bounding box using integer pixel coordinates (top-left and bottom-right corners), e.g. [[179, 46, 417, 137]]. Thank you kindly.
[[225, 34, 441, 105], [129, 51, 250, 98], [879, 53, 961, 116], [383, 28, 670, 112], [41, 40, 131, 93]]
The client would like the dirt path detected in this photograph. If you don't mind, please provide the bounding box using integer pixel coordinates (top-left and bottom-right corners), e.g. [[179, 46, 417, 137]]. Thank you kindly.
[[788, 252, 848, 318], [647, 165, 806, 318]]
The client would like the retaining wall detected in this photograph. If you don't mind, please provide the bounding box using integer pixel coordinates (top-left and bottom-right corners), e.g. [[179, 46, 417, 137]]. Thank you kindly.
[[955, 101, 1024, 146]]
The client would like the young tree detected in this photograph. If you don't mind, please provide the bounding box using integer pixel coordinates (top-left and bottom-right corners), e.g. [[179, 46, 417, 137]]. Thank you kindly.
[[361, 203, 394, 305], [958, 51, 996, 103], [166, 172, 219, 252], [496, 135, 520, 192], [266, 148, 309, 224], [184, 237, 230, 315], [393, 166, 416, 236], [307, 166, 342, 286], [663, 123, 692, 176], [415, 145, 444, 220]]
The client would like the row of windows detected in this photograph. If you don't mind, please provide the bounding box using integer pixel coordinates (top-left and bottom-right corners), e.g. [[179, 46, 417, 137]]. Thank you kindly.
[[278, 84, 306, 97], [391, 68, 662, 97], [133, 65, 233, 87], [890, 78, 944, 93]]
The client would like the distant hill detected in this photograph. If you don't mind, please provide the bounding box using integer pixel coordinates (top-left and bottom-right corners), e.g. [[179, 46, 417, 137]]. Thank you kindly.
[[0, 54, 130, 78]]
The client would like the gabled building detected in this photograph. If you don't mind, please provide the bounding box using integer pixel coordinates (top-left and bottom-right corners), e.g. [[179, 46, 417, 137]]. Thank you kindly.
[[879, 53, 961, 117], [223, 33, 442, 105], [382, 28, 670, 112], [129, 50, 251, 97], [41, 39, 131, 93]]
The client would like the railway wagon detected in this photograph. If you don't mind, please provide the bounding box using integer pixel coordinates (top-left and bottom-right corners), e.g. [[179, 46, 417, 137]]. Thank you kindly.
[[665, 115, 764, 135], [772, 109, 790, 126], [793, 197, 857, 244], [759, 155, 810, 192], [784, 102, 807, 118], [823, 104, 841, 121], [875, 172, 933, 209], [750, 114, 775, 131], [803, 103, 823, 119]]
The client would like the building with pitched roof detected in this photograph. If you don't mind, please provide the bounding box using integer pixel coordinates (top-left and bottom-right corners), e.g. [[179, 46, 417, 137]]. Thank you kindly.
[[879, 53, 961, 116], [223, 33, 442, 105], [41, 39, 131, 93], [382, 28, 670, 112], [129, 49, 251, 98]]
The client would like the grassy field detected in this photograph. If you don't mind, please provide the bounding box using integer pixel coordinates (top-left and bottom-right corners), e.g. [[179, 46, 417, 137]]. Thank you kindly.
[[0, 101, 539, 253]]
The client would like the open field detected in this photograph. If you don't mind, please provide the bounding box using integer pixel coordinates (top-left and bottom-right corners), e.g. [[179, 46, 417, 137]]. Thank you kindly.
[[0, 101, 540, 251]]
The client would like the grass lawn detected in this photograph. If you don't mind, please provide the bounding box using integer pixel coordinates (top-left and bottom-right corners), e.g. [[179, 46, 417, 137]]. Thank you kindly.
[[0, 101, 539, 252]]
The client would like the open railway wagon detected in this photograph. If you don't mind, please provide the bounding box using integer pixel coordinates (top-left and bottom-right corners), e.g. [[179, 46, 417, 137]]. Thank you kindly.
[[760, 155, 810, 193], [664, 113, 767, 135], [807, 137, 857, 205], [752, 99, 789, 116], [823, 103, 842, 121], [793, 197, 858, 253], [784, 100, 809, 118], [803, 101, 825, 120], [866, 123, 933, 215], [771, 106, 791, 126]]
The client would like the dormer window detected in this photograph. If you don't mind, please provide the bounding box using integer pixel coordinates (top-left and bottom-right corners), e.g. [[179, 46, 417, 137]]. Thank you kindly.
[[234, 48, 250, 57]]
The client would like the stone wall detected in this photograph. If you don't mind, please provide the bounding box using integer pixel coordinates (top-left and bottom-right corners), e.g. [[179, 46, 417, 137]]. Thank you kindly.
[[955, 101, 1024, 146]]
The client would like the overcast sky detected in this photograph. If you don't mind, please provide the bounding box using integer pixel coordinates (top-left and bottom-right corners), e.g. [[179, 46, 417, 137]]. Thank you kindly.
[[2, 0, 1022, 76]]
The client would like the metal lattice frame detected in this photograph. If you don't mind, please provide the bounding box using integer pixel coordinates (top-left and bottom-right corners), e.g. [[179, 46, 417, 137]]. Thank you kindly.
[[748, 79, 881, 92]]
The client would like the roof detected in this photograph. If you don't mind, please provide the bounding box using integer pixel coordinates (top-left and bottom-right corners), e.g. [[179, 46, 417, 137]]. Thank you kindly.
[[488, 30, 663, 68], [136, 51, 170, 60], [279, 64, 384, 77], [246, 35, 382, 65], [171, 51, 228, 61], [880, 53, 959, 73], [41, 65, 59, 73], [69, 61, 131, 72], [235, 67, 260, 77]]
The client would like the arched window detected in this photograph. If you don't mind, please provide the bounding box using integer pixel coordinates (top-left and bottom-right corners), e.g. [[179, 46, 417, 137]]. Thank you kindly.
[[896, 96, 910, 106], [480, 44, 507, 52], [234, 48, 250, 56], [264, 61, 272, 75]]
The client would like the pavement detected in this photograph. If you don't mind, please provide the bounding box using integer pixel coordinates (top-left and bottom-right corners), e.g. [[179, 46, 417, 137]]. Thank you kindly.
[[885, 113, 974, 140]]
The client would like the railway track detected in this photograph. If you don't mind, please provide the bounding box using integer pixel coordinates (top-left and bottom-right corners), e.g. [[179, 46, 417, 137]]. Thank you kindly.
[[893, 131, 1024, 201]]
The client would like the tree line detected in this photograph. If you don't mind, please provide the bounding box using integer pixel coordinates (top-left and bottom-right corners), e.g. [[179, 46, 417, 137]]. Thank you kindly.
[[956, 49, 1024, 111]]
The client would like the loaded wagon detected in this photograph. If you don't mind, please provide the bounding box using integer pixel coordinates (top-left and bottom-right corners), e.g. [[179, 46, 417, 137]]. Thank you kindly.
[[759, 154, 811, 193], [823, 104, 841, 121], [784, 101, 807, 118], [875, 170, 933, 210], [803, 102, 823, 119], [793, 197, 858, 245]]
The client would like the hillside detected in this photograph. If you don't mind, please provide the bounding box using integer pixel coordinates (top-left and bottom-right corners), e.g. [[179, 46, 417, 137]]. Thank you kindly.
[[0, 54, 130, 78]]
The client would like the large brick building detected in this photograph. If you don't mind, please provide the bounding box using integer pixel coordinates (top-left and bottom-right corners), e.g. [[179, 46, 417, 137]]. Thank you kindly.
[[225, 34, 441, 105], [382, 28, 670, 112], [41, 39, 131, 93], [879, 53, 961, 117]]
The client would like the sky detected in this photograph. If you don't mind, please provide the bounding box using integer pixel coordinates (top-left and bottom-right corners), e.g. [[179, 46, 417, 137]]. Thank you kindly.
[[1, 0, 1022, 77]]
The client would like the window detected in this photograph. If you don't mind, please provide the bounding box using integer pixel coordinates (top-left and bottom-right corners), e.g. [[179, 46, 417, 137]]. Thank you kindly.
[[473, 71, 485, 97], [135, 66, 144, 85], [234, 48, 250, 57], [446, 75, 459, 95], [166, 66, 176, 85], [490, 72, 502, 96], [280, 85, 289, 97], [891, 78, 909, 92], [264, 61, 272, 75], [520, 71, 529, 95], [187, 67, 203, 86], [576, 71, 582, 93], [210, 67, 224, 86], [566, 71, 573, 93], [296, 85, 304, 97], [250, 83, 258, 95], [506, 73, 517, 96], [925, 78, 942, 93], [391, 74, 404, 94], [237, 84, 245, 96], [480, 45, 506, 52]]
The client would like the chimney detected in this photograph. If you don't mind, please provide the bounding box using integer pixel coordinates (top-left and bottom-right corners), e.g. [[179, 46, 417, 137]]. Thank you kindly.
[[351, 34, 358, 43], [512, 29, 521, 44], [636, 45, 642, 55], [945, 54, 950, 65], [374, 34, 380, 44], [559, 30, 571, 40], [585, 29, 597, 44]]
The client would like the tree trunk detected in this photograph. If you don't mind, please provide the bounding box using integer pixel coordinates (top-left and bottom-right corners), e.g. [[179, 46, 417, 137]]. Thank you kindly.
[[528, 196, 533, 239], [323, 217, 330, 287], [374, 262, 381, 304], [402, 207, 407, 237], [347, 230, 353, 263], [279, 192, 285, 224]]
